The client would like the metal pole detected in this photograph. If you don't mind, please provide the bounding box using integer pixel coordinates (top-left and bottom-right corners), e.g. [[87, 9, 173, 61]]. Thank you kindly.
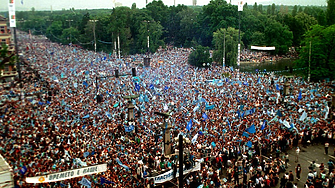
[[178, 134, 183, 188], [96, 77, 98, 103], [93, 21, 96, 53], [13, 28, 21, 86], [223, 29, 225, 67], [237, 11, 241, 67], [117, 34, 120, 59], [308, 41, 311, 82]]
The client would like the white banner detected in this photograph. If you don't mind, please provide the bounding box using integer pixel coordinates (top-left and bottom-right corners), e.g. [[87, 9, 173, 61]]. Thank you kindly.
[[8, 0, 16, 27], [26, 163, 107, 183], [238, 1, 243, 11], [149, 160, 202, 184], [251, 46, 276, 51]]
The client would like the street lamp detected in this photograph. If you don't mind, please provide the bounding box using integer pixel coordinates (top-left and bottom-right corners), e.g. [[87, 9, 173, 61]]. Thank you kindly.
[[123, 95, 139, 128], [89, 19, 98, 53], [154, 112, 172, 156]]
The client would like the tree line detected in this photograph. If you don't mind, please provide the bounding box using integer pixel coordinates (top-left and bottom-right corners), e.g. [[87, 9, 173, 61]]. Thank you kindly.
[[11, 0, 335, 80]]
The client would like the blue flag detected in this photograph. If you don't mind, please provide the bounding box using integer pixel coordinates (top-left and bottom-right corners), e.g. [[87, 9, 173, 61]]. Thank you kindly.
[[144, 95, 149, 102], [135, 83, 141, 92], [298, 90, 302, 100], [82, 114, 90, 119], [277, 110, 283, 117], [261, 120, 266, 130], [247, 124, 256, 134], [205, 104, 215, 110], [276, 84, 280, 91], [186, 119, 193, 131], [242, 132, 249, 138], [149, 84, 154, 90], [211, 142, 216, 148], [83, 81, 88, 87], [246, 141, 252, 148], [202, 113, 209, 121], [199, 131, 203, 136], [101, 177, 114, 185], [20, 166, 27, 175], [164, 86, 169, 91]]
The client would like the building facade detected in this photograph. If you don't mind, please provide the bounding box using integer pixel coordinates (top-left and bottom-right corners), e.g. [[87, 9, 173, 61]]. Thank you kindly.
[[0, 15, 16, 80]]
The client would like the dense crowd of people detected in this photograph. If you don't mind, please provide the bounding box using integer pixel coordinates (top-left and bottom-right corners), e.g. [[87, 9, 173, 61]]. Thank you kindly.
[[0, 32, 334, 188], [240, 49, 298, 63]]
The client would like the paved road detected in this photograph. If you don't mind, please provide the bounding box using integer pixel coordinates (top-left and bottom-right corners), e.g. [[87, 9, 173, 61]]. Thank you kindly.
[[274, 142, 335, 188]]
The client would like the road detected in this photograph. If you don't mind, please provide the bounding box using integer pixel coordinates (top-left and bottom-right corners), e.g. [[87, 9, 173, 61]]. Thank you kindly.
[[274, 142, 335, 187]]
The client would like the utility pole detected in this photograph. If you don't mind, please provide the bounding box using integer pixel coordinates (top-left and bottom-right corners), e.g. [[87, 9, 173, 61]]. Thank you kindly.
[[117, 34, 120, 59], [89, 19, 98, 53], [223, 29, 225, 67], [308, 41, 311, 82], [66, 19, 73, 43], [237, 1, 243, 67], [178, 134, 183, 188]]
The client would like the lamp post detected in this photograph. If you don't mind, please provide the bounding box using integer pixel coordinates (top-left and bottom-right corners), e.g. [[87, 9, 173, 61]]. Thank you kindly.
[[66, 19, 73, 43], [123, 95, 139, 124], [89, 19, 98, 53], [154, 112, 172, 155], [173, 134, 190, 188], [307, 15, 314, 82]]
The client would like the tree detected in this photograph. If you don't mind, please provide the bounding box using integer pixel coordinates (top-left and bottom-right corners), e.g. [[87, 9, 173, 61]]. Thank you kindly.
[[297, 25, 335, 81], [46, 21, 63, 42], [317, 10, 327, 26], [178, 8, 197, 47], [188, 45, 212, 67], [327, 0, 335, 25], [212, 27, 243, 66], [264, 20, 293, 54], [0, 44, 15, 70], [131, 3, 137, 10], [253, 2, 258, 12], [136, 20, 164, 53], [292, 5, 298, 17], [271, 3, 276, 15]]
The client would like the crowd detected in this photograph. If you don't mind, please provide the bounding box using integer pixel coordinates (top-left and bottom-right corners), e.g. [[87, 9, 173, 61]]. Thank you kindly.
[[240, 49, 298, 63], [0, 31, 334, 188]]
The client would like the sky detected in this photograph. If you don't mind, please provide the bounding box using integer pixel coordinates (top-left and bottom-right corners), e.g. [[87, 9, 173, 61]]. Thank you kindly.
[[0, 0, 327, 12]]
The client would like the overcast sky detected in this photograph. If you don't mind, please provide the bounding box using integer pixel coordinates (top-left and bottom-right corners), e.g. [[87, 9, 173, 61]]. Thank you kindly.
[[0, 0, 327, 12]]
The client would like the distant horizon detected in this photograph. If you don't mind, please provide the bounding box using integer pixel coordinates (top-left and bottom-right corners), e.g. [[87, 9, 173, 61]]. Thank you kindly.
[[0, 0, 327, 12]]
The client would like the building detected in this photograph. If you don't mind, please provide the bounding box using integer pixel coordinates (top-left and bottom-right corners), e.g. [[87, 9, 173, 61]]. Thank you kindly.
[[0, 15, 17, 80]]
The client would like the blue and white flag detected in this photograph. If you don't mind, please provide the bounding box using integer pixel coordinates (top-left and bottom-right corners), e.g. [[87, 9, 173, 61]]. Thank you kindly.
[[116, 158, 130, 170], [299, 111, 307, 121], [261, 120, 266, 130], [124, 124, 135, 132], [191, 133, 198, 144], [202, 113, 209, 120], [135, 83, 141, 92], [79, 177, 91, 188]]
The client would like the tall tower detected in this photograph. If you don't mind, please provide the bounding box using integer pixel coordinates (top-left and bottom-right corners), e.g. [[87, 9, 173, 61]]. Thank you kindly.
[[192, 0, 197, 6]]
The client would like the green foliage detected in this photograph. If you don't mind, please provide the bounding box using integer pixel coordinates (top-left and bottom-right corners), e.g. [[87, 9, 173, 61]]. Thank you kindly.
[[264, 20, 293, 54], [327, 0, 335, 25], [188, 45, 212, 67], [297, 24, 335, 81], [213, 27, 243, 66], [0, 44, 16, 69], [13, 0, 330, 57]]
